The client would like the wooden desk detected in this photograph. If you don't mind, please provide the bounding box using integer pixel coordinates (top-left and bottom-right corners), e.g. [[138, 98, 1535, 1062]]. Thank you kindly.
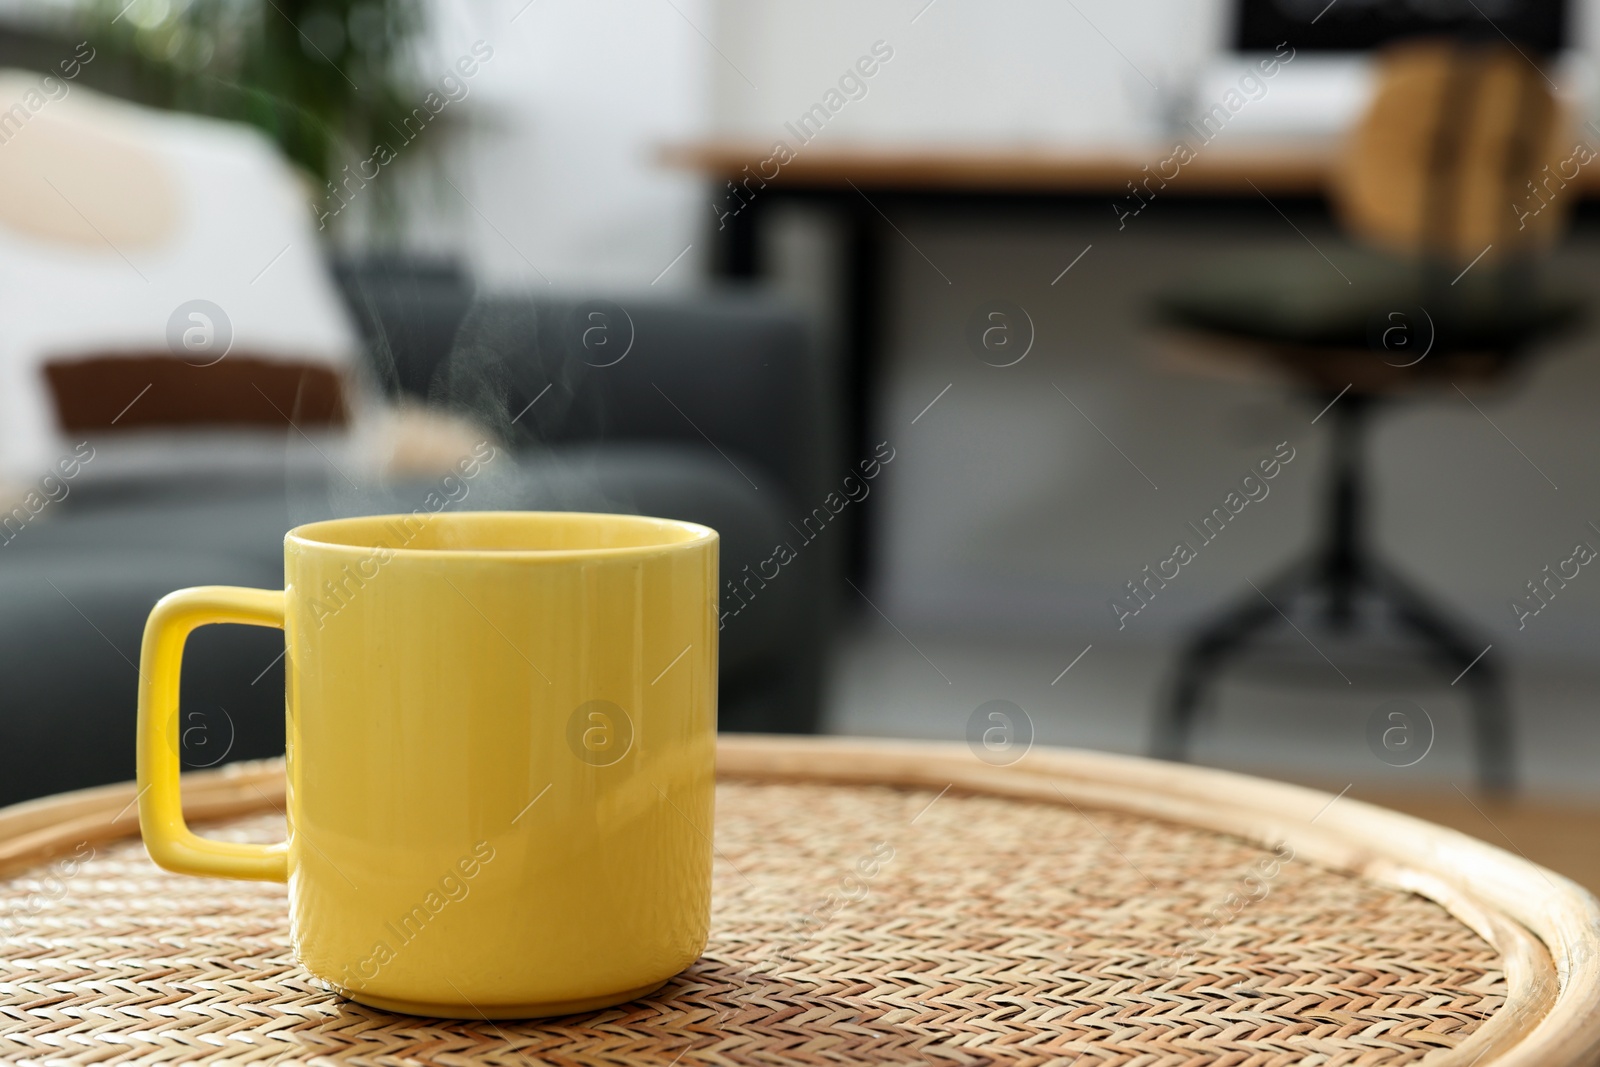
[[664, 138, 1600, 196], [662, 139, 1342, 196]]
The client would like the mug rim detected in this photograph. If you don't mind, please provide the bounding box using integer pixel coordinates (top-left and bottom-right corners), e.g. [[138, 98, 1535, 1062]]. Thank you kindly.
[[285, 510, 718, 562]]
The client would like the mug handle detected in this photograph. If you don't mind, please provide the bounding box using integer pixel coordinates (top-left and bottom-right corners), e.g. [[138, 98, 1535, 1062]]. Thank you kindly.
[[136, 586, 289, 882]]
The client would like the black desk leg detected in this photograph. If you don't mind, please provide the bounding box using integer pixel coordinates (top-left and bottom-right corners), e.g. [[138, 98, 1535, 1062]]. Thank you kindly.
[[712, 192, 762, 279], [842, 198, 885, 586], [708, 188, 887, 587]]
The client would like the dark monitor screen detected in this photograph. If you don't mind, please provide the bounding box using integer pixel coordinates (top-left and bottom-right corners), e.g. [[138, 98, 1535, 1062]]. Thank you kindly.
[[1234, 0, 1569, 53]]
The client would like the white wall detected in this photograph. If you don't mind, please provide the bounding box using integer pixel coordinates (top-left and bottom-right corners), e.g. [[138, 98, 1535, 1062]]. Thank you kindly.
[[711, 0, 1225, 146], [413, 0, 1239, 290], [404, 0, 1241, 285], [418, 0, 713, 291]]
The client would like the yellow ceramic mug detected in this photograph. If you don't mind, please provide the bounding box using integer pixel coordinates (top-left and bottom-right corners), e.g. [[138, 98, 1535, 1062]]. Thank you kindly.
[[136, 511, 718, 1018]]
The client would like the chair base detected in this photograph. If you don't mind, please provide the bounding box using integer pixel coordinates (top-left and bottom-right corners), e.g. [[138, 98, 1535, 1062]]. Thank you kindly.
[[1149, 395, 1513, 794]]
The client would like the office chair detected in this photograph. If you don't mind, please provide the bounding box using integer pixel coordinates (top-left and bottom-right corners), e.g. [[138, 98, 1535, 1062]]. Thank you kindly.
[[1148, 39, 1584, 792]]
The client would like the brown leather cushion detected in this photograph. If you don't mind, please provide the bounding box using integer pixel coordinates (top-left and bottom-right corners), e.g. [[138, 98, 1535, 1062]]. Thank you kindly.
[[43, 354, 348, 432]]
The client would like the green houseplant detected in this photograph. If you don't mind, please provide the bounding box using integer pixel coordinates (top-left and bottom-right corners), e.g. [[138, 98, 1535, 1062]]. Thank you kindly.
[[78, 0, 429, 230]]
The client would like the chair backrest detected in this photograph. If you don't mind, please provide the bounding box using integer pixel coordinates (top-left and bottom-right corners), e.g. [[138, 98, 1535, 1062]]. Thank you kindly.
[[1334, 38, 1572, 269]]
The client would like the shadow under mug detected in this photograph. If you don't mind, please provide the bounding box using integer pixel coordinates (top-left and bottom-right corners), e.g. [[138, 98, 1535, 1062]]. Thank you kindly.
[[136, 511, 718, 1018]]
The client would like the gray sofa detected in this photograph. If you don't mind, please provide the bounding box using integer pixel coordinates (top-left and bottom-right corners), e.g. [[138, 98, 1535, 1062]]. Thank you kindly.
[[0, 274, 838, 806]]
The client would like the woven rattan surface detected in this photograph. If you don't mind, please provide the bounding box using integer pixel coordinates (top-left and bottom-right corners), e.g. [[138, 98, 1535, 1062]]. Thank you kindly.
[[0, 775, 1513, 1066]]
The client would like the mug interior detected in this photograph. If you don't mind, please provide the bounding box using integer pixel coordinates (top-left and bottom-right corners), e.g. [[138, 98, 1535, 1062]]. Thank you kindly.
[[286, 511, 715, 557]]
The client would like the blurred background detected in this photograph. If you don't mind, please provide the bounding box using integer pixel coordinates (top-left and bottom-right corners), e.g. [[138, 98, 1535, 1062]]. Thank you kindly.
[[4, 0, 1600, 883]]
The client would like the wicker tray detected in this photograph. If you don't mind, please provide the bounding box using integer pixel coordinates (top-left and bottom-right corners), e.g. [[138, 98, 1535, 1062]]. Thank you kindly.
[[2, 737, 1598, 1066]]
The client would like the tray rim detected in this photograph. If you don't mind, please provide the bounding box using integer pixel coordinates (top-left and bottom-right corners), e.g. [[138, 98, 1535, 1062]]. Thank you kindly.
[[1, 736, 1595, 1067]]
